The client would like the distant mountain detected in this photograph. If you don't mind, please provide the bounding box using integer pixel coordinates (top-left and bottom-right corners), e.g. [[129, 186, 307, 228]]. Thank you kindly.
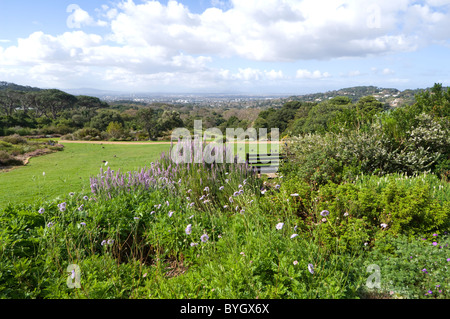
[[0, 81, 42, 92]]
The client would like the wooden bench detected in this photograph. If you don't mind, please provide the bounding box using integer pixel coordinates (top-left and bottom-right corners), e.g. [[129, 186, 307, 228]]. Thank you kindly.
[[246, 153, 284, 175]]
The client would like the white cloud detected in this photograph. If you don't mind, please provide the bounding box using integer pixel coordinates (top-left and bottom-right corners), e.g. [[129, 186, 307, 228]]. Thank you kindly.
[[296, 69, 331, 79], [2, 0, 450, 91]]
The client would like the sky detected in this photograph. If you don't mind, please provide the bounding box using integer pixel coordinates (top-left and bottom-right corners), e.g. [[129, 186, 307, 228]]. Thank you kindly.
[[0, 0, 450, 95]]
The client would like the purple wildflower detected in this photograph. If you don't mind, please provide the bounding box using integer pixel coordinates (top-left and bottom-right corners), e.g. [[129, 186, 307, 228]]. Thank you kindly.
[[433, 242, 438, 246], [80, 222, 86, 227], [201, 234, 209, 243], [320, 210, 330, 217], [38, 208, 45, 214], [276, 223, 284, 230], [101, 240, 107, 246], [57, 202, 66, 212], [47, 222, 54, 228], [190, 243, 198, 247], [290, 234, 298, 239], [83, 196, 89, 200], [185, 224, 192, 235], [168, 211, 174, 218], [219, 186, 224, 191]]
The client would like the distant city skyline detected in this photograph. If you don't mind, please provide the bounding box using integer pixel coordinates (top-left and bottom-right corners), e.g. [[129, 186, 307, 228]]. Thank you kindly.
[[1, 0, 450, 95]]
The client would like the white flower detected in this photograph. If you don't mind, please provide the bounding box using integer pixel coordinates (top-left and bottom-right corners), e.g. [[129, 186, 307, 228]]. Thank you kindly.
[[276, 223, 284, 230], [381, 223, 388, 228], [290, 234, 298, 239]]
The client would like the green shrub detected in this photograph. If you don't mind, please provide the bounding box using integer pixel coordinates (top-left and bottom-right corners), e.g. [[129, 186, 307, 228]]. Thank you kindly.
[[2, 134, 27, 145], [73, 128, 101, 140]]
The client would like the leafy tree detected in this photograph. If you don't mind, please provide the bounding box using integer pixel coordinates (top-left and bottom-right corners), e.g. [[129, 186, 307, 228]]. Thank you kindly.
[[35, 89, 77, 119], [137, 107, 159, 140], [157, 110, 184, 132], [75, 95, 109, 109], [90, 110, 124, 131], [106, 121, 124, 139]]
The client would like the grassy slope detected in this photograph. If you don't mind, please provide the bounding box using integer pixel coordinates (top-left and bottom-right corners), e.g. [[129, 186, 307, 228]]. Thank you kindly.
[[0, 142, 170, 209]]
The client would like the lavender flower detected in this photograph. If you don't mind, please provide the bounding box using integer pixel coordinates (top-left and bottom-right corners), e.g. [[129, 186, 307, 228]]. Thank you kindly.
[[185, 224, 192, 235], [219, 186, 224, 191], [57, 202, 66, 212], [78, 205, 84, 211], [291, 193, 299, 197], [101, 240, 107, 246], [134, 217, 140, 220], [80, 222, 86, 227], [433, 242, 438, 246], [276, 223, 284, 230], [204, 186, 210, 192], [290, 234, 298, 239], [83, 196, 89, 200], [275, 184, 281, 189], [69, 192, 74, 196], [151, 211, 155, 214], [190, 243, 198, 247], [47, 222, 54, 228], [168, 211, 174, 218], [201, 234, 209, 243], [308, 264, 314, 274], [293, 260, 298, 266], [344, 212, 349, 217], [320, 210, 329, 217], [107, 239, 114, 245], [38, 208, 45, 214]]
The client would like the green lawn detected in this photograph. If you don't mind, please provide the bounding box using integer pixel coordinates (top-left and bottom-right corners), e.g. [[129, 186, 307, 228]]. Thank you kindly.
[[0, 142, 170, 209]]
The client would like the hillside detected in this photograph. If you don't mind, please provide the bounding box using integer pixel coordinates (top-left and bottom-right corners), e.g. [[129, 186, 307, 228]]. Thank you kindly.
[[0, 81, 42, 92], [288, 86, 428, 108]]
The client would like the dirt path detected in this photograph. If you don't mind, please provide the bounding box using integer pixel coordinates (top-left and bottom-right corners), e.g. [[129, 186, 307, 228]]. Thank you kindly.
[[59, 140, 173, 145], [59, 140, 281, 145]]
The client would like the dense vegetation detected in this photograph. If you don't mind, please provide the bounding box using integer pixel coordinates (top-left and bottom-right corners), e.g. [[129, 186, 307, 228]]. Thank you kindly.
[[0, 82, 449, 299]]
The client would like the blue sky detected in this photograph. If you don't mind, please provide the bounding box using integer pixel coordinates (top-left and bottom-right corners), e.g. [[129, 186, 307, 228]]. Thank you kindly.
[[1, 0, 450, 94]]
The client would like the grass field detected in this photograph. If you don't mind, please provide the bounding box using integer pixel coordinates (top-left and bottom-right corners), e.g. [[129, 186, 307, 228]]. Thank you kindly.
[[0, 142, 170, 209], [0, 140, 282, 209]]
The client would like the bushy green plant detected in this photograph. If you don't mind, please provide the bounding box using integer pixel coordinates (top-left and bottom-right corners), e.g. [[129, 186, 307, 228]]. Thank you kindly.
[[362, 234, 450, 299]]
